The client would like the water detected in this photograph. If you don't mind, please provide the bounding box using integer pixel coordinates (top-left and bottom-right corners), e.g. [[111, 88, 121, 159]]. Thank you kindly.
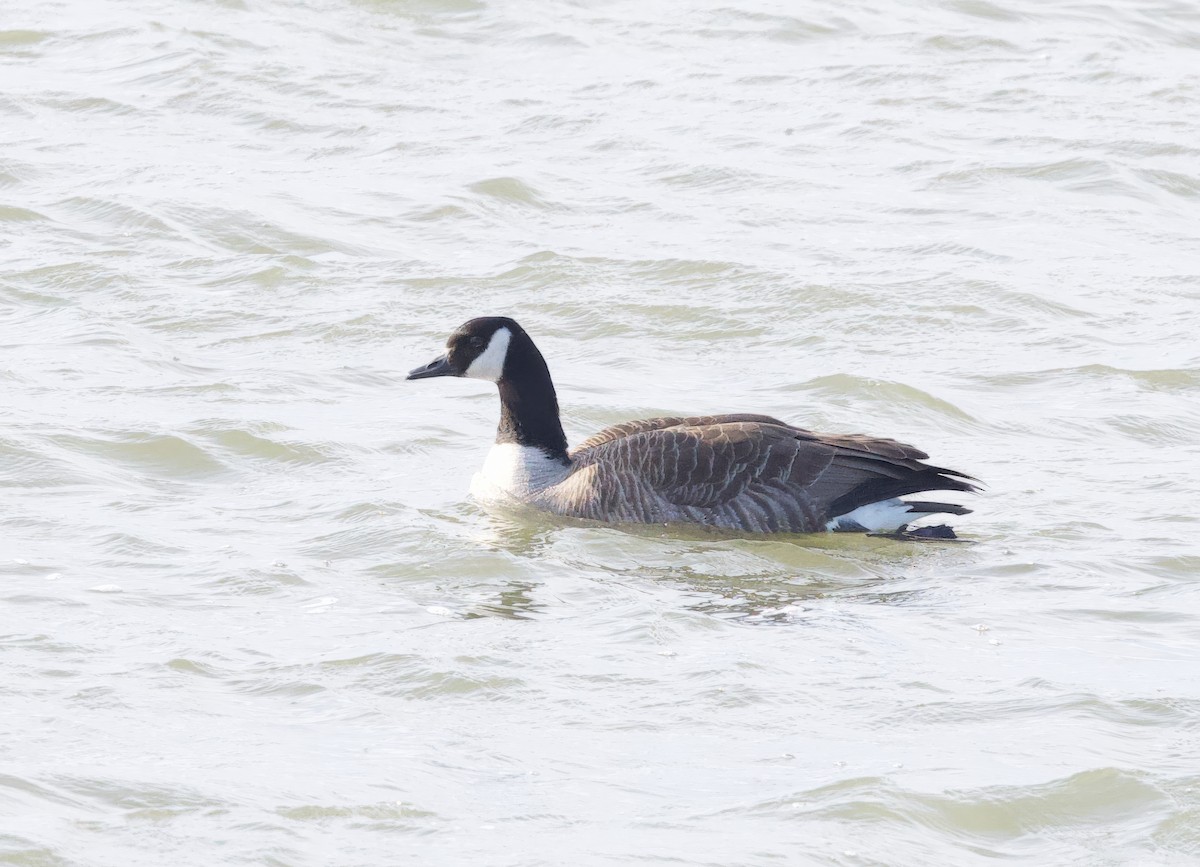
[[3, 0, 1199, 863]]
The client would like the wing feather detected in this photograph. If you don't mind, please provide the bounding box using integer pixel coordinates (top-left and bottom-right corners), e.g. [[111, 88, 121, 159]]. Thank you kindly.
[[571, 413, 789, 456], [555, 416, 977, 532]]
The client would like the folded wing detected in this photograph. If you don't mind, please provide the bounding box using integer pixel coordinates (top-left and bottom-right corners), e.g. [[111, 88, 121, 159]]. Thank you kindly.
[[556, 416, 976, 532]]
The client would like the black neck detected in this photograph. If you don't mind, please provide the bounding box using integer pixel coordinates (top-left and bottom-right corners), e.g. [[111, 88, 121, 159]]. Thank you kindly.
[[495, 335, 570, 462]]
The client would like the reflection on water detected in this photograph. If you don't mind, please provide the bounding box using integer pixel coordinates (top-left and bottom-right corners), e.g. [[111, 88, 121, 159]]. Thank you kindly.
[[455, 505, 978, 623], [465, 581, 544, 620]]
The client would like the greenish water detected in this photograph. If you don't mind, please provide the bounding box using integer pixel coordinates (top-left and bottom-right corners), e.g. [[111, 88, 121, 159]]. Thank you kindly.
[[2, 0, 1199, 864]]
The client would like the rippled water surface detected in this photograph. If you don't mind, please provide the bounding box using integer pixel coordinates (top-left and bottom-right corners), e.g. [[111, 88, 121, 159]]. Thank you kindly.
[[3, 0, 1200, 863]]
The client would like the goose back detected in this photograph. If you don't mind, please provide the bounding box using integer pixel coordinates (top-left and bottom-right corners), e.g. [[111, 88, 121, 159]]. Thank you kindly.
[[533, 414, 976, 533]]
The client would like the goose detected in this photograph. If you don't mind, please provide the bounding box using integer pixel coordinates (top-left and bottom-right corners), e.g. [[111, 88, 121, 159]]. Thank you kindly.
[[408, 317, 978, 536]]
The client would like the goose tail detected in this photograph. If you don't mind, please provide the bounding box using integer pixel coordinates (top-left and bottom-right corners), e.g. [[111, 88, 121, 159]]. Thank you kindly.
[[826, 498, 973, 534]]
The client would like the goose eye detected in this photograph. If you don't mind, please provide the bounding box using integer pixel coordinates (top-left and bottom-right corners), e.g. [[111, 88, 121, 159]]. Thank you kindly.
[[470, 336, 485, 349]]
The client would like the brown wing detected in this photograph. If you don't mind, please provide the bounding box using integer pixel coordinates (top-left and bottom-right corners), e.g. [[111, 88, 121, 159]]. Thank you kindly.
[[555, 421, 831, 530], [562, 418, 975, 531], [798, 430, 931, 462]]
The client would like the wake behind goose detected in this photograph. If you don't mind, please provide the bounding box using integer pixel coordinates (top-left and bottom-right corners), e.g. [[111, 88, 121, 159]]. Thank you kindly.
[[408, 317, 978, 536]]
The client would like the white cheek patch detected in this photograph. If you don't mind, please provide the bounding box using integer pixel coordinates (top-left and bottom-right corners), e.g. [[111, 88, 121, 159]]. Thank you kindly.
[[464, 327, 511, 382]]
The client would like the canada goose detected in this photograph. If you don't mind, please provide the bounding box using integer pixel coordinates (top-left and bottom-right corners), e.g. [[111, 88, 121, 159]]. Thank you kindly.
[[408, 317, 978, 535]]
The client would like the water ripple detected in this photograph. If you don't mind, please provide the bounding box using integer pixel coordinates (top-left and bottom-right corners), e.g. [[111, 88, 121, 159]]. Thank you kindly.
[[4, 0, 1199, 863]]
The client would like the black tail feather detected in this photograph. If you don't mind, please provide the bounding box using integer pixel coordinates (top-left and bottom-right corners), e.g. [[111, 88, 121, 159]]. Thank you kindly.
[[904, 500, 972, 516], [828, 467, 978, 519]]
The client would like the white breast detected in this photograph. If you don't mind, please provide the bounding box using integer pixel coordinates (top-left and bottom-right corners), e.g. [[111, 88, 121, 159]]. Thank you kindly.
[[470, 443, 571, 502]]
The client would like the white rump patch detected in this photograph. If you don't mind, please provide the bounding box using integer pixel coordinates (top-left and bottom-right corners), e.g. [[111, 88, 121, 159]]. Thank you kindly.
[[826, 498, 916, 533], [464, 327, 511, 382], [470, 442, 570, 501]]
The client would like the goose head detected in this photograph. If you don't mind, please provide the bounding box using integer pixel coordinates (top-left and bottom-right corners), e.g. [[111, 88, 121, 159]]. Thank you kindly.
[[407, 317, 522, 383], [407, 316, 569, 459]]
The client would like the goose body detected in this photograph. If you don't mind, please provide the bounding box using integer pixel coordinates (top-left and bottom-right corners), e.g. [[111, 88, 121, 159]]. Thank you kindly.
[[409, 317, 977, 535]]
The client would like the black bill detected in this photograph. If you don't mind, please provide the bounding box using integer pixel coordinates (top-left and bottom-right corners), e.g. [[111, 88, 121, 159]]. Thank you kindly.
[[406, 354, 454, 380]]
